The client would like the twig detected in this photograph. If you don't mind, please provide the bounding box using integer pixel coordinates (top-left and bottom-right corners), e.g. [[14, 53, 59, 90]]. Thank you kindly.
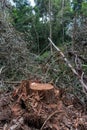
[[3, 81, 21, 84], [48, 38, 87, 94], [68, 51, 87, 63], [0, 66, 5, 74], [40, 111, 63, 130]]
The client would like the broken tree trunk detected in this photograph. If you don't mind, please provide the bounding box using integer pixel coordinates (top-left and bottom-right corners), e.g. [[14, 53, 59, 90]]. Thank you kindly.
[[48, 38, 87, 94]]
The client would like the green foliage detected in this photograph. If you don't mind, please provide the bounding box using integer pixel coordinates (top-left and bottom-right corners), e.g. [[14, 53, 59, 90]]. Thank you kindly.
[[82, 64, 87, 75], [1, 0, 87, 101], [82, 1, 87, 16], [71, 0, 87, 15], [34, 0, 49, 17], [11, 3, 33, 31], [11, 0, 74, 53], [36, 51, 51, 63]]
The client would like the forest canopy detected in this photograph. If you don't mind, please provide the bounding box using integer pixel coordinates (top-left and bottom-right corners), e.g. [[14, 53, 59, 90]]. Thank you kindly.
[[11, 0, 87, 52]]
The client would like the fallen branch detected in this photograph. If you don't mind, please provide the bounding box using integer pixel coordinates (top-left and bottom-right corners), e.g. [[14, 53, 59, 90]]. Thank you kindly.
[[0, 66, 5, 75], [48, 38, 87, 94], [40, 111, 63, 130], [68, 51, 87, 63], [3, 81, 21, 84]]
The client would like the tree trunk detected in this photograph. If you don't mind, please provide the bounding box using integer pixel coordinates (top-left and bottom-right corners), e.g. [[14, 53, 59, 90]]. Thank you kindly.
[[49, 0, 53, 54]]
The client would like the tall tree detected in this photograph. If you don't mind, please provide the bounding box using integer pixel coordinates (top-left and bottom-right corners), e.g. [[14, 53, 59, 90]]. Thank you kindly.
[[49, 0, 53, 53], [11, 0, 78, 53]]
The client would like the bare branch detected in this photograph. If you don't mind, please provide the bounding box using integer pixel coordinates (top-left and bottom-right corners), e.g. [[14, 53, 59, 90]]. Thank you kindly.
[[48, 38, 87, 94], [0, 66, 5, 75], [48, 38, 78, 76]]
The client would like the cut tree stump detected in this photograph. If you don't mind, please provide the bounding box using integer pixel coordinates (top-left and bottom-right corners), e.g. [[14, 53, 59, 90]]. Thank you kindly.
[[30, 82, 55, 103]]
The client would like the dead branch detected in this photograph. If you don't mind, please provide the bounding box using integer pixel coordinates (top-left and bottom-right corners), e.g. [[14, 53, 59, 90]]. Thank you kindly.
[[48, 38, 87, 94], [0, 66, 5, 75], [3, 81, 21, 84], [68, 51, 87, 63], [40, 111, 63, 130]]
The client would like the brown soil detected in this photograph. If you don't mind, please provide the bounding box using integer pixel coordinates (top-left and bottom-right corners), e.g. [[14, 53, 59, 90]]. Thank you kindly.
[[0, 80, 87, 130]]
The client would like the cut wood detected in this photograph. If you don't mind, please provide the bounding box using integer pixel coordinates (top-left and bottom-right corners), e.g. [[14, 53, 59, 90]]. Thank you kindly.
[[30, 82, 54, 90]]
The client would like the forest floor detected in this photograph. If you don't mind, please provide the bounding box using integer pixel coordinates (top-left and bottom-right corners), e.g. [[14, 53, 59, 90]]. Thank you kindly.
[[0, 80, 87, 130]]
